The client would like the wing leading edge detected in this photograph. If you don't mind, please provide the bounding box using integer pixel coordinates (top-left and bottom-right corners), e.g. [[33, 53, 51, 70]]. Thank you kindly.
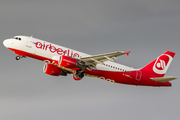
[[79, 51, 130, 70]]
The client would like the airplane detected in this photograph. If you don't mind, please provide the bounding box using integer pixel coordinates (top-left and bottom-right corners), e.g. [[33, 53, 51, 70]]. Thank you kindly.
[[3, 35, 176, 87]]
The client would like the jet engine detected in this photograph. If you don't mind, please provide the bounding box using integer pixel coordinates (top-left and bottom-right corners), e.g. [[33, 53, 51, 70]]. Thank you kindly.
[[58, 56, 86, 80], [59, 55, 85, 68], [43, 63, 67, 76]]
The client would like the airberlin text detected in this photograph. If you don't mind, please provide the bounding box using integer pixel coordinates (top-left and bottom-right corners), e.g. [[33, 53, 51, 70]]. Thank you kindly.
[[35, 42, 79, 57]]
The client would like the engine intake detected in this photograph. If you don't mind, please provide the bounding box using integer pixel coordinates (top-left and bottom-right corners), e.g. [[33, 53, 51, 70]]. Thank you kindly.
[[43, 63, 67, 76]]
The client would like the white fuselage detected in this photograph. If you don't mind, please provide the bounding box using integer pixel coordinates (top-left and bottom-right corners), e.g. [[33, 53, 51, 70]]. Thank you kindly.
[[4, 36, 136, 72]]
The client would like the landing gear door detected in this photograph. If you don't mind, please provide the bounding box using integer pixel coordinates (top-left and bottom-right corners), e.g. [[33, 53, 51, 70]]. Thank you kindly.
[[26, 37, 33, 48]]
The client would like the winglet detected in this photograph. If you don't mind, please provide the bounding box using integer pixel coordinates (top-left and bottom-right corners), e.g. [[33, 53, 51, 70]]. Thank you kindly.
[[125, 51, 131, 56]]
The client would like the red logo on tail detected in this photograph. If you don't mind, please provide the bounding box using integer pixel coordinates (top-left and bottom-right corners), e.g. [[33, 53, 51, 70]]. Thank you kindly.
[[153, 54, 172, 74], [155, 55, 169, 70]]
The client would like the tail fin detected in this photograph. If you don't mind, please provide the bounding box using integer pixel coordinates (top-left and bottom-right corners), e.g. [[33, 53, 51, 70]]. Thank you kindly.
[[141, 51, 175, 77]]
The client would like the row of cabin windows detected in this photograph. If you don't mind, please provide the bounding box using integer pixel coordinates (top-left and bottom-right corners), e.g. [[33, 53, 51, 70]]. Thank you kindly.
[[105, 64, 131, 73]]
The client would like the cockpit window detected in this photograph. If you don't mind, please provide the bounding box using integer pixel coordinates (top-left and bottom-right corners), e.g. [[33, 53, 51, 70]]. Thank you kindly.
[[14, 37, 21, 40]]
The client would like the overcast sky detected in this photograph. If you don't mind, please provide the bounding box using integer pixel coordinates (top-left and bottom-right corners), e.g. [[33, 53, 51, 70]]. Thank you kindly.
[[0, 0, 180, 120]]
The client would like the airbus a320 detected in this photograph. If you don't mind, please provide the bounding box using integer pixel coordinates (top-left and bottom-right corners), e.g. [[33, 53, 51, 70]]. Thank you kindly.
[[3, 36, 176, 87]]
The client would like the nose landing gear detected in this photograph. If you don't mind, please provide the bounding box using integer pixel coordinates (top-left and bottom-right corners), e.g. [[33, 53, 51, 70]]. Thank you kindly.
[[15, 56, 24, 60]]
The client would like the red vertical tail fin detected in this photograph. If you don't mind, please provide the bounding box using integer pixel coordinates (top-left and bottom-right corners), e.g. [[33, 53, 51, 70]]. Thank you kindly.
[[140, 51, 175, 77]]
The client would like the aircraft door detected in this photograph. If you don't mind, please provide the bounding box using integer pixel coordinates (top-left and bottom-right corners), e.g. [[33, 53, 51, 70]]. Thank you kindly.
[[26, 37, 33, 48], [136, 71, 142, 81]]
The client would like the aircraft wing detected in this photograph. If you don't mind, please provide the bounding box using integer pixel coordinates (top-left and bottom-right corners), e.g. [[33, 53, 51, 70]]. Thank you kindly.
[[79, 51, 130, 70]]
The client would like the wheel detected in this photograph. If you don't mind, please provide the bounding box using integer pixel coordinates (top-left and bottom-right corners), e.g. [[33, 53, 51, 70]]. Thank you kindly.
[[15, 56, 21, 60], [79, 72, 84, 78], [75, 69, 84, 79], [73, 70, 85, 80]]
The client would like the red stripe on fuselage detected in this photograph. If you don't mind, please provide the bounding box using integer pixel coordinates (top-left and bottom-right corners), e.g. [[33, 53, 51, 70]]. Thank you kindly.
[[8, 48, 52, 62], [97, 70, 171, 86], [8, 47, 171, 87]]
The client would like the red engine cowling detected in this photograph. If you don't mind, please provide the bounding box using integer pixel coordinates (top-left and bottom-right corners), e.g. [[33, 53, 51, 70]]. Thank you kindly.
[[59, 55, 84, 68], [43, 63, 67, 76]]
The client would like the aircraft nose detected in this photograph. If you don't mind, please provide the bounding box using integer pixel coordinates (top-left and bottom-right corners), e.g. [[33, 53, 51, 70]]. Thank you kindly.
[[3, 39, 9, 47], [3, 39, 10, 47]]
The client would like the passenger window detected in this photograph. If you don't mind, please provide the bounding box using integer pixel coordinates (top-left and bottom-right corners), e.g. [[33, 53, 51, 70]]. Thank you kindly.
[[51, 47, 56, 51]]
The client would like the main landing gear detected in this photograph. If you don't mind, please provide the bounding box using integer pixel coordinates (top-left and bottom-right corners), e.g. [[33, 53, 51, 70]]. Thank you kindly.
[[75, 69, 85, 79], [15, 56, 24, 60], [73, 69, 85, 80]]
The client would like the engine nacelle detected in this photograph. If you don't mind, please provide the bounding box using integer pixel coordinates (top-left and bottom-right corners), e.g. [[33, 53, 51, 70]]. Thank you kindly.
[[43, 63, 67, 76], [59, 55, 85, 68]]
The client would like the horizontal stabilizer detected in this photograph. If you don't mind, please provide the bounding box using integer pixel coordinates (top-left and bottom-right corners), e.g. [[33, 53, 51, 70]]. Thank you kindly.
[[150, 76, 177, 83]]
